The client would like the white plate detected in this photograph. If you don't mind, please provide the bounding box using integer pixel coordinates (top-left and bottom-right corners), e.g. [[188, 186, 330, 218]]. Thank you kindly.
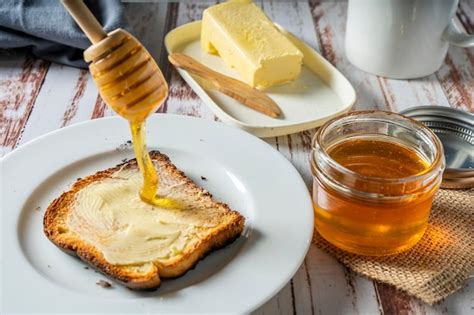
[[0, 115, 313, 314], [165, 21, 356, 138]]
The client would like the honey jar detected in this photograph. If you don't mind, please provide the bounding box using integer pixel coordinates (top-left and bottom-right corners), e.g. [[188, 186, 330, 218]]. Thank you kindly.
[[311, 111, 445, 256]]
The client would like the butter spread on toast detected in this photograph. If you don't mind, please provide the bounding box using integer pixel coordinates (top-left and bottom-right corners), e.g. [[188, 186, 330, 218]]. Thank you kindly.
[[68, 165, 231, 264]]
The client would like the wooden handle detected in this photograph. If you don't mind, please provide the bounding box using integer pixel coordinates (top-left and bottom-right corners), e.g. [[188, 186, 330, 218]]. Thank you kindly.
[[168, 53, 281, 118], [169, 53, 223, 84], [61, 0, 107, 44]]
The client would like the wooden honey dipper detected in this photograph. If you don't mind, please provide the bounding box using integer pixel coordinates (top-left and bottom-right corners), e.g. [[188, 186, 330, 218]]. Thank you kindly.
[[61, 0, 179, 208], [61, 0, 168, 123]]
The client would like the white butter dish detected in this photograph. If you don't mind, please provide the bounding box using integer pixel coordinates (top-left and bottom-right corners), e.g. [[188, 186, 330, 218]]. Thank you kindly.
[[165, 21, 356, 138]]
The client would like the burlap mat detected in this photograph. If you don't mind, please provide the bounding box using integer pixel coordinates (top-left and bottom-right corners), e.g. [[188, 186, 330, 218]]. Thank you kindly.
[[312, 188, 474, 305]]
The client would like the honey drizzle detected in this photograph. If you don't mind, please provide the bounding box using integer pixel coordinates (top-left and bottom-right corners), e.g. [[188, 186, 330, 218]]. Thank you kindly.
[[130, 122, 181, 209], [87, 31, 180, 209]]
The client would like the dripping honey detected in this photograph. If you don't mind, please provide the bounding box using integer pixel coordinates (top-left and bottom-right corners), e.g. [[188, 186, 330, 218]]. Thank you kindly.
[[85, 30, 179, 208], [312, 135, 443, 256], [129, 122, 181, 209]]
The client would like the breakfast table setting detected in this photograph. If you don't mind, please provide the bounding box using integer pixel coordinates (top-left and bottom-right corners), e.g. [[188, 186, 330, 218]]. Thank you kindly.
[[0, 0, 473, 314]]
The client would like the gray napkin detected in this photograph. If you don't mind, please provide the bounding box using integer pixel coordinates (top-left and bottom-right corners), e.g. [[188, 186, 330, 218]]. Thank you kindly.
[[0, 0, 129, 68]]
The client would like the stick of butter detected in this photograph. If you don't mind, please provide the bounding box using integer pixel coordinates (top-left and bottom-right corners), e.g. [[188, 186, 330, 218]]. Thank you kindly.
[[201, 0, 303, 89]]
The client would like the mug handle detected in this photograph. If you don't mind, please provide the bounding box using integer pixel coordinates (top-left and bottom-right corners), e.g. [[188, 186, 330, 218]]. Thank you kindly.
[[443, 19, 474, 47]]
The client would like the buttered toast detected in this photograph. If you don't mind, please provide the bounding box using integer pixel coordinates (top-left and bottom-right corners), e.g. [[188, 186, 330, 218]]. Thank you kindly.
[[44, 151, 245, 289]]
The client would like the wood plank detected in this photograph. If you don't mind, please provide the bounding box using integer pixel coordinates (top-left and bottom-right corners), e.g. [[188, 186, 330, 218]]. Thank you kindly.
[[302, 246, 380, 315], [17, 64, 98, 146], [163, 1, 217, 121], [428, 278, 474, 315], [91, 95, 109, 119], [375, 283, 430, 315], [123, 1, 168, 63], [309, 0, 389, 111], [435, 14, 474, 113], [375, 280, 474, 315], [292, 261, 316, 315], [156, 2, 179, 115], [458, 0, 473, 34], [0, 53, 49, 156], [60, 69, 89, 127], [260, 253, 379, 315], [436, 49, 474, 112], [255, 281, 296, 315]]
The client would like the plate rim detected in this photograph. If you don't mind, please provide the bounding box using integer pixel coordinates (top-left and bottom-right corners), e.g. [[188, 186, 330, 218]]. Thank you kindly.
[[1, 114, 314, 313]]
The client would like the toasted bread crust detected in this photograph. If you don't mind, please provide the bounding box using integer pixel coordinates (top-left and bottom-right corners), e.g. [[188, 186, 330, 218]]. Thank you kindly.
[[44, 151, 245, 289]]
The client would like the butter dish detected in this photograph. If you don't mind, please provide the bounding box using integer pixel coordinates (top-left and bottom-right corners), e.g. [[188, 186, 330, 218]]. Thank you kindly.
[[165, 21, 356, 138]]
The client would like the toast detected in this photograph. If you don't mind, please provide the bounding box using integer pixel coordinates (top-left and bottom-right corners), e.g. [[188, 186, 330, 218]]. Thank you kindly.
[[44, 151, 245, 289]]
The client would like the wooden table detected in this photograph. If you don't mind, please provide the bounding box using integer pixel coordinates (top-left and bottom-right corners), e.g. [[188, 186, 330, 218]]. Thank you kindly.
[[1, 1, 472, 314]]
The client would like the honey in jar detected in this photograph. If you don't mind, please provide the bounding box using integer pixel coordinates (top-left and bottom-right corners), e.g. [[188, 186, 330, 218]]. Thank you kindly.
[[311, 111, 445, 256]]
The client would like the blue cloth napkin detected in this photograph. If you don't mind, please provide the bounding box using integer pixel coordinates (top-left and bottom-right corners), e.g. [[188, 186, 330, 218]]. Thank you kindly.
[[0, 0, 129, 68]]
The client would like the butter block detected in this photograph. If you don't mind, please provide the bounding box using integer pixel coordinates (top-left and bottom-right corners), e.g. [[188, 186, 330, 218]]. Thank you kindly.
[[201, 0, 303, 89]]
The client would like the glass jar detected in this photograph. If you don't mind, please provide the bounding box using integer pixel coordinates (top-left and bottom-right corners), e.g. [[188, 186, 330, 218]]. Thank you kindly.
[[311, 111, 445, 256]]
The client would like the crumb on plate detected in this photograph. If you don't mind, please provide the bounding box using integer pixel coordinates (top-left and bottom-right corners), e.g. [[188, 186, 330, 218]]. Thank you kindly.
[[96, 280, 112, 288]]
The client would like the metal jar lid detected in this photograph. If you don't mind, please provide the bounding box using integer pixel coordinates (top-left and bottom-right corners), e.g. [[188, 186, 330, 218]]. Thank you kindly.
[[399, 106, 473, 189]]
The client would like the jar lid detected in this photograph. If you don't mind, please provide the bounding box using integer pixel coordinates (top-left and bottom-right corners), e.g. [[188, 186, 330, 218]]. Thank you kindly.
[[399, 106, 473, 189]]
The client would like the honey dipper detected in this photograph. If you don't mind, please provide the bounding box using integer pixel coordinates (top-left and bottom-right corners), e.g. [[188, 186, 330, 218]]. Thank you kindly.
[[61, 0, 177, 208], [61, 0, 168, 123]]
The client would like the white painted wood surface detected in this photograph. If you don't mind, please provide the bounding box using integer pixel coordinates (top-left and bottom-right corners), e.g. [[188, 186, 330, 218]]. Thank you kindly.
[[1, 1, 472, 314]]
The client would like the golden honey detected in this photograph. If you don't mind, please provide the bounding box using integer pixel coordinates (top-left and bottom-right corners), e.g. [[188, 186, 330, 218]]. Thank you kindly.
[[311, 111, 444, 256], [84, 30, 179, 208], [129, 122, 181, 208]]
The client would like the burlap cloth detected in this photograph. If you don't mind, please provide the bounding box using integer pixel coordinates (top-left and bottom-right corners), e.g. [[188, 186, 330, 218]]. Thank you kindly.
[[312, 188, 474, 305]]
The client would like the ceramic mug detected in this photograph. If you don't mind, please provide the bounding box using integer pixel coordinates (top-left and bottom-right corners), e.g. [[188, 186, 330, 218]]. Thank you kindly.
[[345, 0, 474, 79]]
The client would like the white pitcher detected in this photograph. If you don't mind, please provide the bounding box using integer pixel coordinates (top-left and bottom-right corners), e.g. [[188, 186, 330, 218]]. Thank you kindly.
[[345, 0, 474, 79]]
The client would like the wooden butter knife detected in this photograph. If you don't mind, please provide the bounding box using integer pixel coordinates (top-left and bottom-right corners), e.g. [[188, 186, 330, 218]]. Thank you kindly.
[[168, 53, 281, 118]]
